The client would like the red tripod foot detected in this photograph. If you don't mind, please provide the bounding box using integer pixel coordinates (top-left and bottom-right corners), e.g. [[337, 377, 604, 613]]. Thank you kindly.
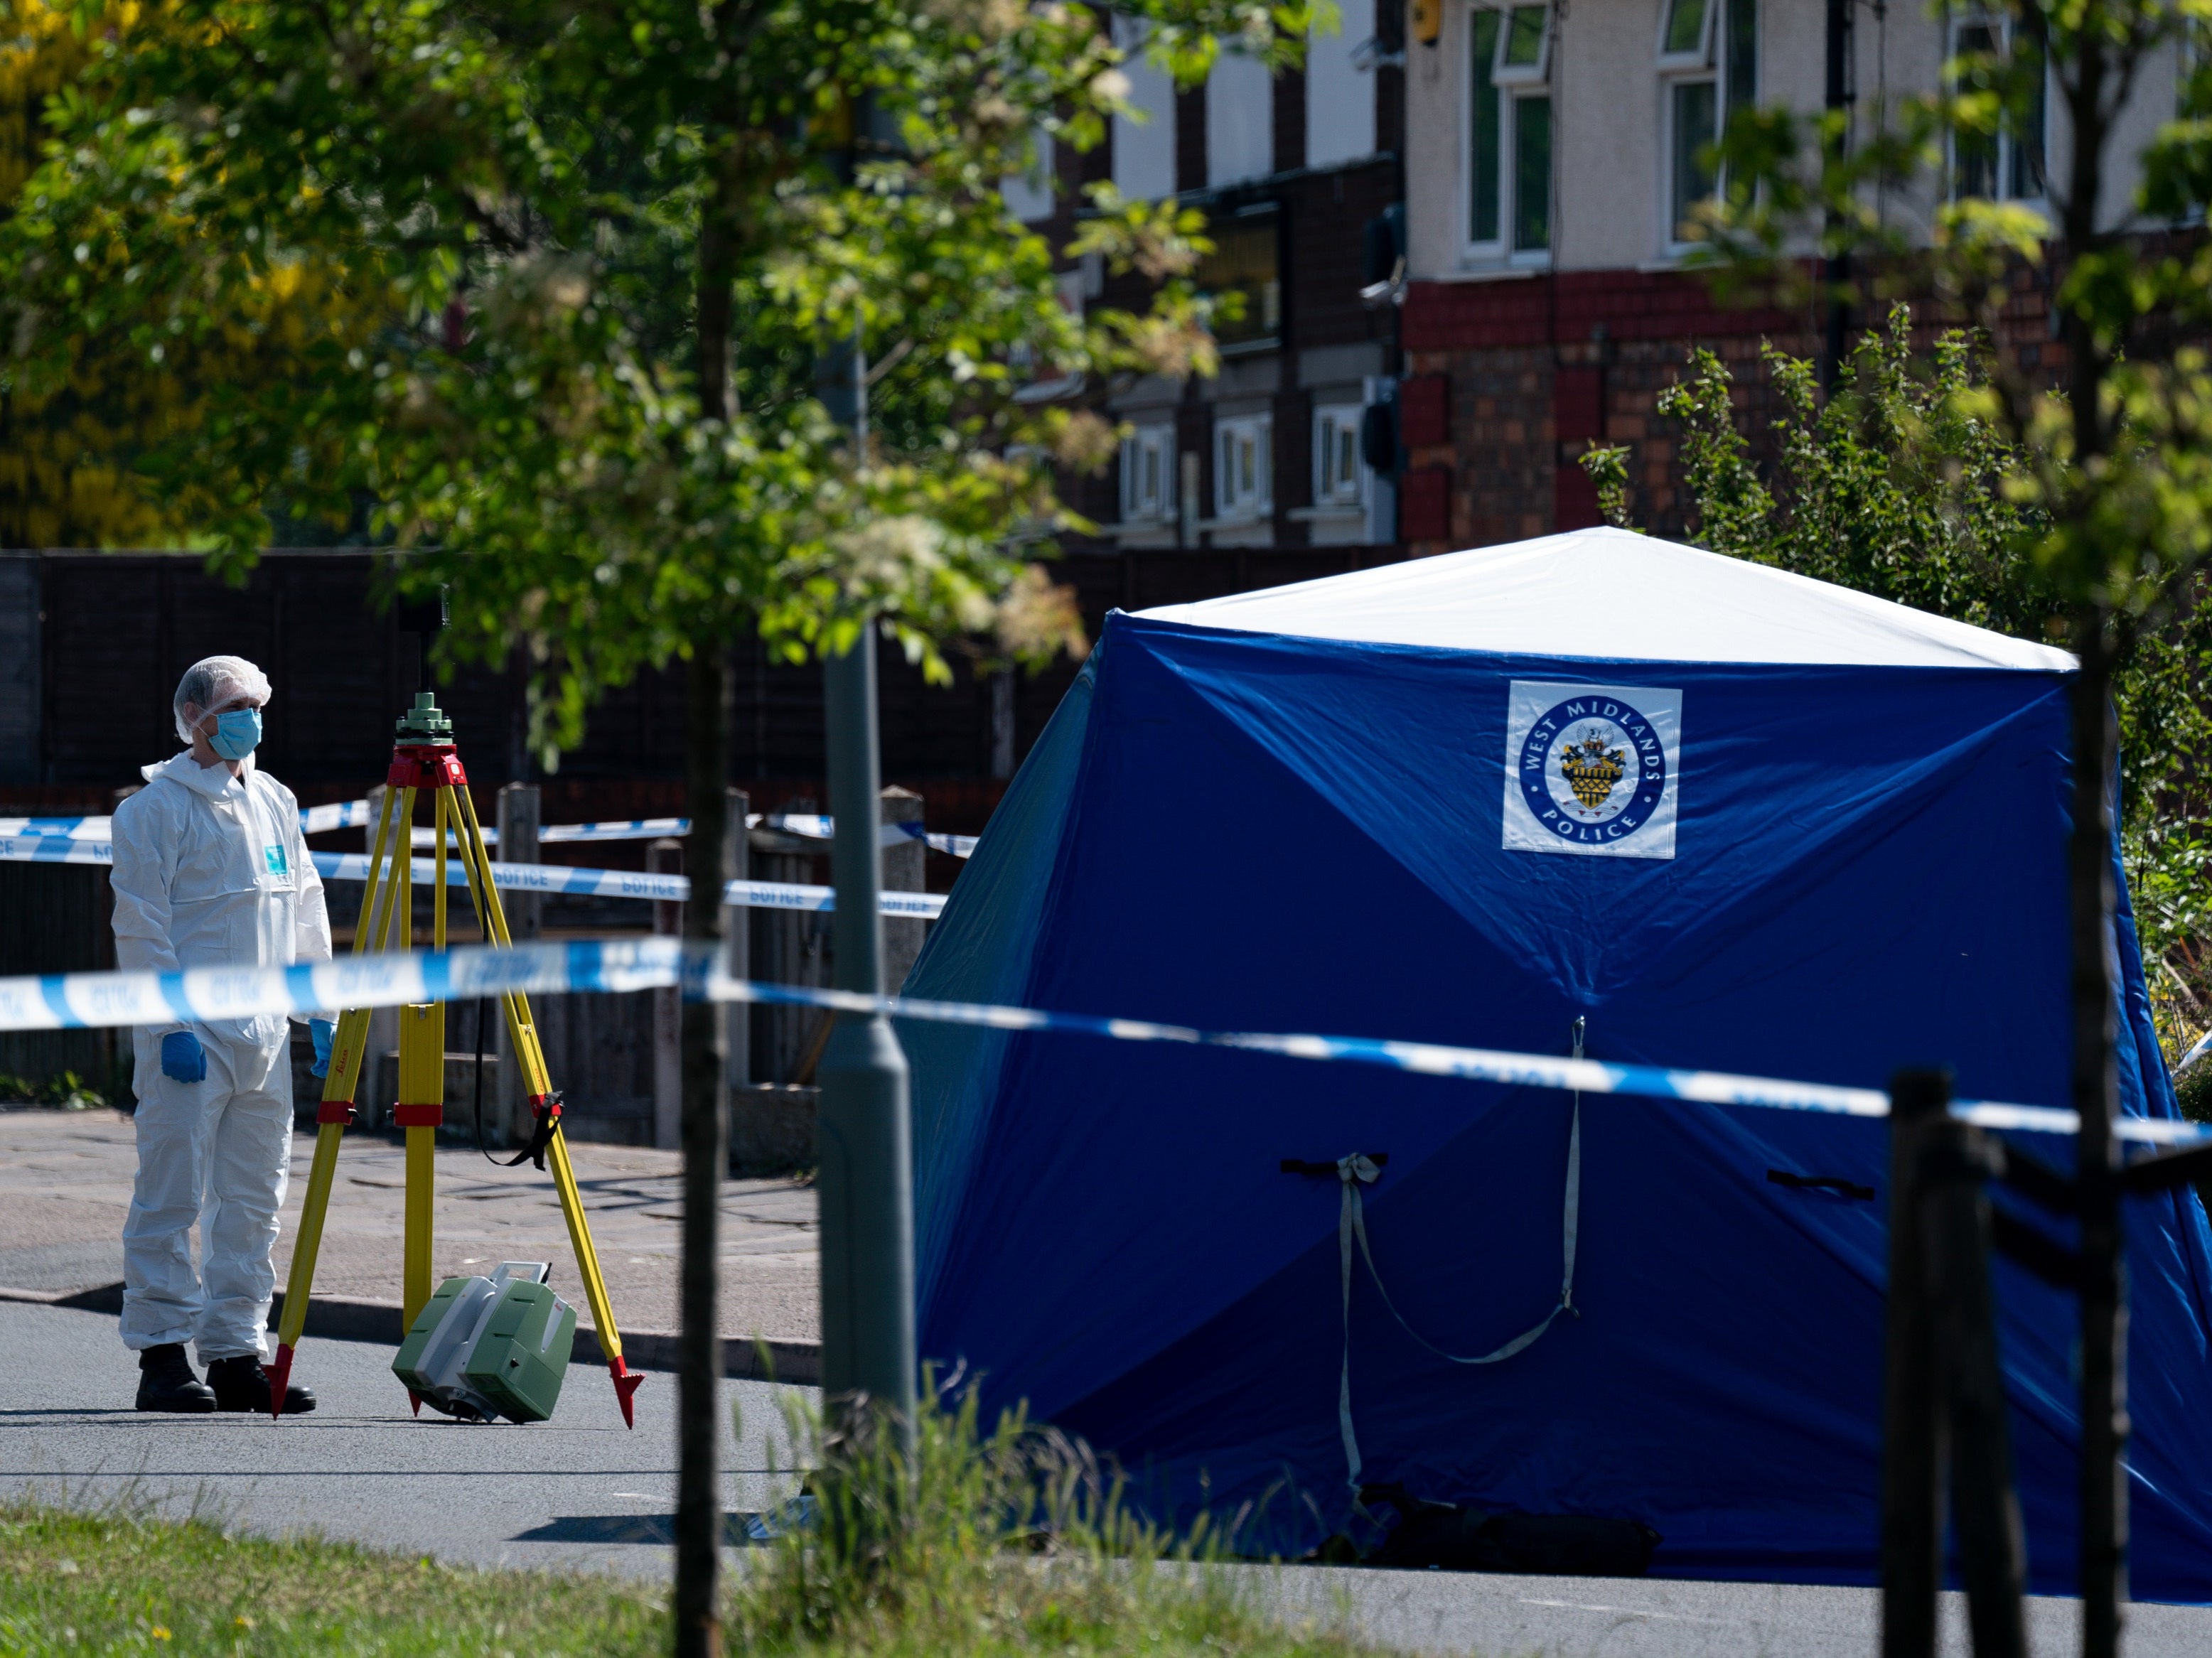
[[267, 1345, 296, 1421], [408, 1390, 422, 1417], [608, 1356, 643, 1428]]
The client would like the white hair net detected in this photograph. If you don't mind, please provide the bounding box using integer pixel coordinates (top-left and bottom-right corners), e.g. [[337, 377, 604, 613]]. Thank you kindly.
[[173, 655, 273, 745]]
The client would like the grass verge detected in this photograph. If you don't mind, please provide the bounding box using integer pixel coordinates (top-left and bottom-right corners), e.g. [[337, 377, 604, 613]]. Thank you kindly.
[[0, 1389, 1368, 1658], [0, 1495, 665, 1654], [727, 1384, 1360, 1657]]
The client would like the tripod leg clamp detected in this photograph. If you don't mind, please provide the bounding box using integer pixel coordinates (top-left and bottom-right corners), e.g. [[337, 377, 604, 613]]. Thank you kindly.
[[506, 1092, 564, 1171], [315, 1100, 358, 1126]]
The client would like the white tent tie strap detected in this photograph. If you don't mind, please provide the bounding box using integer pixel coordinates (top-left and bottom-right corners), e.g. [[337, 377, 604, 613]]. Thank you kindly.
[[1336, 1021, 1587, 1491]]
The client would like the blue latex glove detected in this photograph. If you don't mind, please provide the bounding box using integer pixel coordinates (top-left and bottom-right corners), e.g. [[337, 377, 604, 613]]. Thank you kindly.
[[159, 1030, 206, 1084], [309, 1018, 335, 1078]]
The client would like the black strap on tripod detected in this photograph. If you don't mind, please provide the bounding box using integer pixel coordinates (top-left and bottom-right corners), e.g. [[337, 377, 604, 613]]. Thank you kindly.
[[471, 996, 562, 1170], [473, 996, 504, 1166], [508, 1092, 562, 1171]]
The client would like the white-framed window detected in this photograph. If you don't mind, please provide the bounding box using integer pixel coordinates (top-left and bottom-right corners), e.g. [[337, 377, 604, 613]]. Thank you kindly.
[[1002, 128, 1055, 224], [1112, 15, 1177, 202], [1215, 413, 1273, 518], [1120, 424, 1176, 522], [2178, 18, 2211, 225], [1948, 13, 2046, 203], [1658, 0, 1756, 250], [1466, 4, 1553, 262], [1208, 49, 1274, 187], [1657, 0, 1716, 69], [1306, 0, 1378, 169], [1313, 404, 1365, 506], [2184, 11, 2211, 114]]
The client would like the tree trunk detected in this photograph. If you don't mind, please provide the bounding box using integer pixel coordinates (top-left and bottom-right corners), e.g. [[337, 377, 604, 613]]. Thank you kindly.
[[675, 148, 740, 1658], [675, 649, 731, 1657], [2070, 617, 2126, 1658], [2047, 26, 2125, 1652]]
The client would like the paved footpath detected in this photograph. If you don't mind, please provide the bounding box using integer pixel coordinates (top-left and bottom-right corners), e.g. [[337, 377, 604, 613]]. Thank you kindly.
[[0, 1106, 818, 1349]]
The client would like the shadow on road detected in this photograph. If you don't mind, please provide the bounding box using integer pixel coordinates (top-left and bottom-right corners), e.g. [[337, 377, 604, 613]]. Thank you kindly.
[[512, 1512, 765, 1546]]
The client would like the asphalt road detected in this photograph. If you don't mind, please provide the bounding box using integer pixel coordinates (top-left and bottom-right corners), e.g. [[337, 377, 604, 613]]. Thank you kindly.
[[0, 1301, 810, 1578], [6, 1302, 2212, 1656]]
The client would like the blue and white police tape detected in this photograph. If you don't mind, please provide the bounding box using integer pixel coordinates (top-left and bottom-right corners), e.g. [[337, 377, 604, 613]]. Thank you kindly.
[[0, 834, 111, 865], [6, 805, 367, 839], [6, 801, 372, 840], [396, 815, 969, 851], [543, 816, 688, 844], [381, 812, 968, 849], [0, 817, 109, 842], [0, 935, 2201, 1149], [5, 805, 978, 857], [761, 812, 977, 858], [302, 803, 693, 844], [0, 832, 943, 917], [301, 800, 372, 834], [304, 851, 946, 917]]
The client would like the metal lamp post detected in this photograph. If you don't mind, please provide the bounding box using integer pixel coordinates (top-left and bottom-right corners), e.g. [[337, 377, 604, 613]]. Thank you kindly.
[[816, 321, 919, 1447]]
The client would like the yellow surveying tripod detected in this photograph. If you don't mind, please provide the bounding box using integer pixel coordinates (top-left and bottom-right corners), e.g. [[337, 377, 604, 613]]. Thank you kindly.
[[268, 692, 643, 1426]]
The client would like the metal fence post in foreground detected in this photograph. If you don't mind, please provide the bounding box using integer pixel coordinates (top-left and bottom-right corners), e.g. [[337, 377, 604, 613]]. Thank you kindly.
[[650, 836, 684, 1151], [723, 787, 748, 1097], [1883, 1069, 1948, 1658], [1884, 1068, 2027, 1658], [1916, 1114, 2027, 1658]]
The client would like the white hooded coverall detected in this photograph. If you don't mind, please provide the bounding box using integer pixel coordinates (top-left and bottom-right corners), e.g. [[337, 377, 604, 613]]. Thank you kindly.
[[111, 751, 331, 1360]]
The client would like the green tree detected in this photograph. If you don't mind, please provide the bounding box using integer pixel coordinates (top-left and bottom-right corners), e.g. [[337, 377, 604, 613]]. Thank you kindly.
[[0, 1, 375, 546], [1673, 5, 2212, 1645], [0, 1, 1319, 1650]]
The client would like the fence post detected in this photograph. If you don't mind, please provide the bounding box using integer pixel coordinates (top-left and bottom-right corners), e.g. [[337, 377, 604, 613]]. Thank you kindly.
[[650, 837, 684, 1152], [751, 808, 820, 1083], [880, 785, 925, 996], [989, 672, 1015, 780], [1883, 1067, 1950, 1658], [723, 788, 748, 1093], [359, 785, 397, 1129], [495, 782, 541, 1146], [1918, 1114, 2028, 1658]]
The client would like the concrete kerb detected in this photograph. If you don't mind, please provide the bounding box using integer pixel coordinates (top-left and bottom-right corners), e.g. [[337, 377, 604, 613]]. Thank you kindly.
[[0, 1281, 821, 1384]]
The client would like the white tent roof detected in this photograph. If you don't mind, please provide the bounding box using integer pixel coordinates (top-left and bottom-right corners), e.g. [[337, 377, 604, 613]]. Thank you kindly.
[[1137, 527, 2073, 672]]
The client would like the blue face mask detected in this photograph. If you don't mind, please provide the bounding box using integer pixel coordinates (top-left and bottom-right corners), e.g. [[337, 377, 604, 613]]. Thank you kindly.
[[208, 707, 262, 760]]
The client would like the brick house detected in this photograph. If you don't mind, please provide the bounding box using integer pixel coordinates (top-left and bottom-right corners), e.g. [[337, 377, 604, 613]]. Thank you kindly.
[[1394, 0, 2194, 547]]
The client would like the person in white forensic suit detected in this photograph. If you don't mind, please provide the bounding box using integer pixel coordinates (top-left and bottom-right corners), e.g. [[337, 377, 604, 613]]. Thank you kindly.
[[111, 656, 335, 1414]]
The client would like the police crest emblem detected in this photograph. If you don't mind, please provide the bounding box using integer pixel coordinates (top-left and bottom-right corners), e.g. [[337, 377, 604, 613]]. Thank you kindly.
[[1502, 680, 1684, 859]]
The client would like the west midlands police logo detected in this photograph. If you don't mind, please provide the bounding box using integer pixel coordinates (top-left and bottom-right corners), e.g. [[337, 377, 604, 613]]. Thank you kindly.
[[1502, 681, 1684, 860]]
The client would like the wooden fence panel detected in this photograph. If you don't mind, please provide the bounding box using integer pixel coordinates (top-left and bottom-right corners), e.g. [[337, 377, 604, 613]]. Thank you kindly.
[[0, 861, 119, 1093]]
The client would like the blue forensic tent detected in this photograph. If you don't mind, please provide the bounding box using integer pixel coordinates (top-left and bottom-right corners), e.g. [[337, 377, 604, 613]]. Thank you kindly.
[[902, 527, 2212, 1595]]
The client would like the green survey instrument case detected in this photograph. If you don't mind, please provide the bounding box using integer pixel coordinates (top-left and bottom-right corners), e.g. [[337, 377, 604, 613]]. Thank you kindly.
[[392, 1261, 578, 1423]]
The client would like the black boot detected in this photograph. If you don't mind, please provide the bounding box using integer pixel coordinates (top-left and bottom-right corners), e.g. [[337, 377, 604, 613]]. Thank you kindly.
[[206, 1355, 317, 1415], [136, 1344, 217, 1413]]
